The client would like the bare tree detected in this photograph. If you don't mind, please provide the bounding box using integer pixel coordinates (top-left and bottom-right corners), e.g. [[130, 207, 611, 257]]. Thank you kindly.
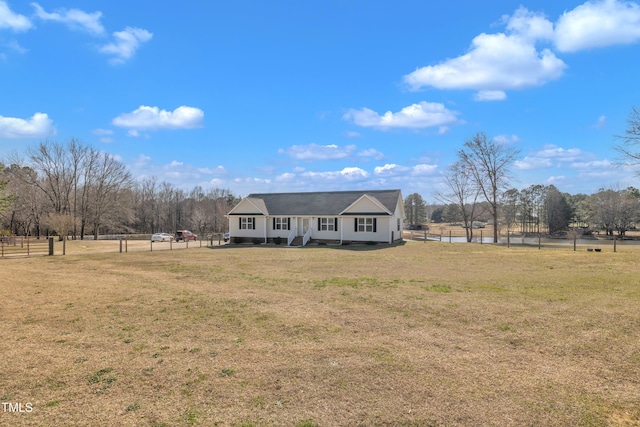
[[458, 132, 521, 243], [615, 106, 640, 170], [44, 212, 75, 241], [437, 161, 483, 242], [86, 151, 133, 239], [1, 164, 46, 236], [0, 164, 16, 215], [589, 189, 617, 236], [24, 141, 76, 214]]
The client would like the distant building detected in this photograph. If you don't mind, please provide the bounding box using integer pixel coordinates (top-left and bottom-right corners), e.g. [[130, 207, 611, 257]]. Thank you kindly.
[[226, 189, 405, 245]]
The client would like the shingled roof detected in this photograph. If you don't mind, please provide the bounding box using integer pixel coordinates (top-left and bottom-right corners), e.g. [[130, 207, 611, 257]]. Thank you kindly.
[[236, 189, 401, 216]]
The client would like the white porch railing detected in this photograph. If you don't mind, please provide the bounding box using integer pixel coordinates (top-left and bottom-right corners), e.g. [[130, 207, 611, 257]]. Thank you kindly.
[[302, 227, 312, 246], [287, 228, 297, 246]]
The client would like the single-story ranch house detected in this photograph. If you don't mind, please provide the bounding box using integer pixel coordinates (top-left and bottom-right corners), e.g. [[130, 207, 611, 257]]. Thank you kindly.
[[226, 189, 405, 245]]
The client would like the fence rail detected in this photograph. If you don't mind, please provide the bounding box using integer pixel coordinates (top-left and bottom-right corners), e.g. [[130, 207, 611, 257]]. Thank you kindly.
[[0, 236, 50, 257], [403, 229, 639, 252], [0, 234, 228, 258]]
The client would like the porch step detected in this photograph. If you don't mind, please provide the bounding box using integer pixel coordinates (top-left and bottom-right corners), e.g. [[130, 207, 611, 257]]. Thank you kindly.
[[290, 236, 304, 246]]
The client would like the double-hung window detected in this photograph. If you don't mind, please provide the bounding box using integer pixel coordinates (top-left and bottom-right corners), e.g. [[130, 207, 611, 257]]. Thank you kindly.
[[273, 217, 290, 230], [355, 217, 376, 233], [240, 217, 255, 230], [318, 217, 337, 232]]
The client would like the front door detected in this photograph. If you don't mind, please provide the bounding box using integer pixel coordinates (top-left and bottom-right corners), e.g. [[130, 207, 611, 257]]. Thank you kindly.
[[302, 218, 310, 235]]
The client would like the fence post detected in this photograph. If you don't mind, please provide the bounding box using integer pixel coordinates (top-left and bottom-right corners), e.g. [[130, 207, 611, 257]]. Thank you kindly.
[[119, 238, 123, 253], [449, 230, 452, 243], [27, 236, 30, 256], [614, 234, 617, 253], [507, 230, 510, 248], [573, 233, 576, 251], [538, 232, 541, 250], [63, 236, 66, 255], [150, 241, 153, 252], [126, 238, 128, 253], [1, 238, 4, 257], [480, 230, 483, 244], [48, 237, 54, 256]]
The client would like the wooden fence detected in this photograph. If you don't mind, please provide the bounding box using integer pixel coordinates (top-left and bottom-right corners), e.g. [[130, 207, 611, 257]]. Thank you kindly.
[[0, 234, 228, 258]]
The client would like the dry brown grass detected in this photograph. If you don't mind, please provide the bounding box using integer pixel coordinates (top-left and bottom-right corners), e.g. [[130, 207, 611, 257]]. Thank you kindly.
[[1, 241, 639, 426]]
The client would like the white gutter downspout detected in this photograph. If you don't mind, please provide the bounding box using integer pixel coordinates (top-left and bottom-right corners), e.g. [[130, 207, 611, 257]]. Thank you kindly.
[[340, 217, 343, 244], [264, 216, 268, 244]]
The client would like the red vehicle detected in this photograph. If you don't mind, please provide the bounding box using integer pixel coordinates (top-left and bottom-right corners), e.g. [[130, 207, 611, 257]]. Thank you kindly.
[[175, 230, 197, 242]]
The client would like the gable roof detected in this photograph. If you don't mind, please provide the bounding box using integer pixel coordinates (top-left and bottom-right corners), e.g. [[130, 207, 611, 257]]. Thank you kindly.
[[229, 189, 402, 216]]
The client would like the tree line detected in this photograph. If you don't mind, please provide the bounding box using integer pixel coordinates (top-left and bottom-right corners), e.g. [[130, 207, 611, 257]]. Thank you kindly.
[[1, 106, 639, 240], [404, 105, 640, 242], [0, 140, 239, 239]]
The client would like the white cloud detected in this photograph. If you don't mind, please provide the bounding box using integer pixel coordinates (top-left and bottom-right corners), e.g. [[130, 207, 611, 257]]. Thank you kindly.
[[345, 130, 362, 138], [402, 2, 640, 101], [504, 6, 554, 42], [535, 144, 583, 161], [0, 112, 55, 138], [343, 101, 461, 130], [275, 172, 296, 182], [404, 32, 566, 97], [590, 115, 607, 129], [547, 175, 566, 184], [374, 163, 438, 177], [493, 134, 521, 144], [134, 154, 151, 167], [197, 165, 226, 175], [93, 128, 113, 136], [100, 27, 153, 64], [474, 90, 507, 101], [514, 157, 553, 170], [412, 164, 438, 175], [31, 3, 104, 36], [358, 148, 385, 160], [0, 1, 31, 31], [279, 143, 356, 160], [4, 39, 26, 54], [515, 144, 587, 170], [374, 164, 411, 176], [113, 105, 204, 130], [555, 0, 640, 52], [301, 167, 370, 181], [569, 159, 613, 169]]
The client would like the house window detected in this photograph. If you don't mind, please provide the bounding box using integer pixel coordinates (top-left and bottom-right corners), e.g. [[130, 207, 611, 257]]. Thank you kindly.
[[273, 217, 290, 230], [240, 217, 255, 230], [397, 218, 401, 231], [318, 217, 337, 231], [355, 217, 376, 232]]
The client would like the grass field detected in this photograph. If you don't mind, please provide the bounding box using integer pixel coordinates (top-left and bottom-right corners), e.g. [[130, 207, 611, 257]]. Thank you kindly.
[[1, 242, 639, 426]]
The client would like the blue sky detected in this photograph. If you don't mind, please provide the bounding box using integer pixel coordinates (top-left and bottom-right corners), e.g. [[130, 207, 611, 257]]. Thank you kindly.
[[1, 0, 640, 198]]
